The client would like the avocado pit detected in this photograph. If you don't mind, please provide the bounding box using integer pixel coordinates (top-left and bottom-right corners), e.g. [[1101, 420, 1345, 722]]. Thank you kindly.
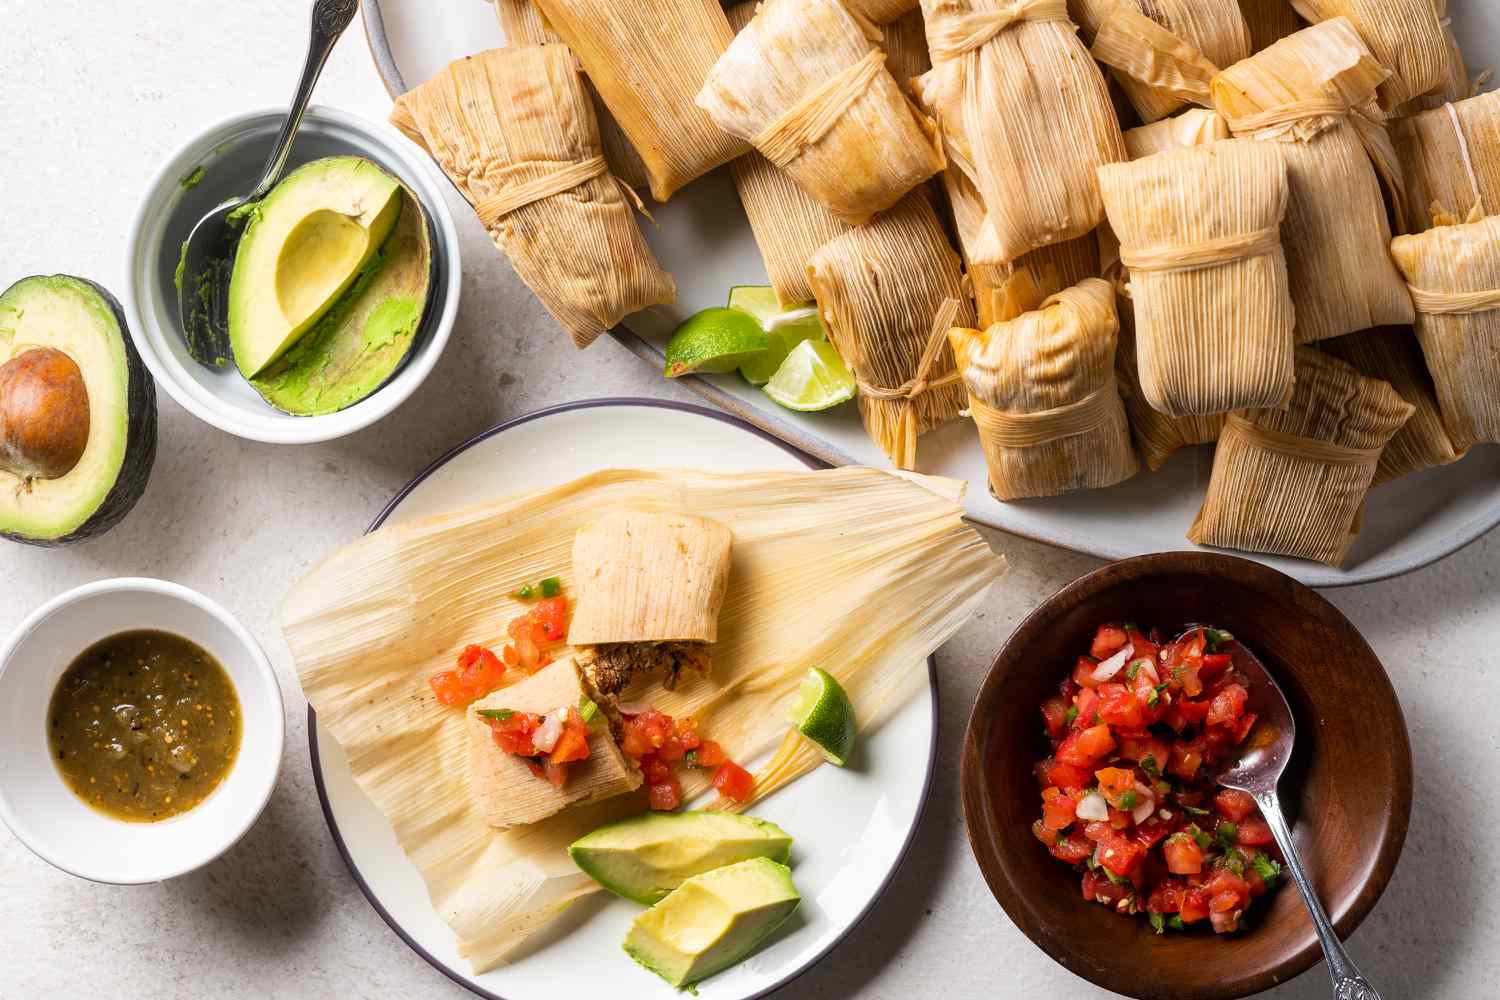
[[0, 346, 90, 483]]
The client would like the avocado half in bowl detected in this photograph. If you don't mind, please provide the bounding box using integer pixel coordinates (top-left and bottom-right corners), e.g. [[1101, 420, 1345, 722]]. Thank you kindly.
[[0, 275, 157, 546]]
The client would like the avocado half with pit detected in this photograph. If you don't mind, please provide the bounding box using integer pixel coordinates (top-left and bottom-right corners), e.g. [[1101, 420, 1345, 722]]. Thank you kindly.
[[228, 156, 433, 415], [0, 275, 157, 546]]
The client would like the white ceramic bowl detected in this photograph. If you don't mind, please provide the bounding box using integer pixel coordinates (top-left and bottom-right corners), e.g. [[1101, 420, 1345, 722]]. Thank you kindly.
[[123, 106, 462, 444], [0, 579, 285, 884]]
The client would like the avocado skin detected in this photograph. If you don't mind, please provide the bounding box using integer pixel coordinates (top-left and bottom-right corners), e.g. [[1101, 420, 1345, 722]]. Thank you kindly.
[[0, 276, 157, 547]]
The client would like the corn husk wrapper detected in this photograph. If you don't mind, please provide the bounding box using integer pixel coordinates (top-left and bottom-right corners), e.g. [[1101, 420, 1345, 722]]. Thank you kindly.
[[913, 0, 1126, 264], [1097, 139, 1295, 417], [1390, 215, 1500, 451], [1319, 326, 1465, 484], [533, 0, 749, 201], [1189, 346, 1414, 565], [1391, 0, 1480, 118], [1211, 19, 1414, 343], [1287, 0, 1448, 111], [950, 278, 1139, 500], [1239, 0, 1306, 52], [807, 190, 974, 469], [885, 8, 933, 88], [697, 0, 943, 227], [1393, 90, 1500, 231], [392, 48, 674, 350], [1124, 108, 1233, 160], [283, 466, 1005, 971], [1070, 0, 1250, 124], [847, 0, 920, 23], [490, 0, 652, 191]]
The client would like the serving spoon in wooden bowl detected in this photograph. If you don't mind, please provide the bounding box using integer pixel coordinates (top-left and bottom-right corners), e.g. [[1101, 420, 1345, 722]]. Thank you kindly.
[[1207, 630, 1382, 1000]]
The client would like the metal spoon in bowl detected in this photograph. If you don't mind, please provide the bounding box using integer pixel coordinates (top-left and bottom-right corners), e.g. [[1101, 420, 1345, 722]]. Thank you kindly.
[[176, 0, 361, 369], [1203, 630, 1381, 1000]]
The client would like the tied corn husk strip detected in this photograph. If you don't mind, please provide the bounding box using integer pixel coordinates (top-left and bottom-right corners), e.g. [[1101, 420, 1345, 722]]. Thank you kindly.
[[532, 0, 748, 202], [698, 0, 944, 226], [1319, 326, 1465, 484], [1211, 18, 1414, 344], [1238, 0, 1306, 52], [1392, 90, 1500, 232], [283, 466, 1006, 971], [392, 48, 674, 350], [490, 0, 652, 191], [885, 8, 933, 88], [847, 0, 920, 23], [569, 511, 733, 645], [1287, 0, 1448, 111], [913, 0, 1126, 263], [1390, 215, 1500, 450], [1097, 139, 1295, 416], [807, 190, 974, 469], [950, 278, 1139, 500], [1189, 346, 1414, 566], [1072, 0, 1250, 124]]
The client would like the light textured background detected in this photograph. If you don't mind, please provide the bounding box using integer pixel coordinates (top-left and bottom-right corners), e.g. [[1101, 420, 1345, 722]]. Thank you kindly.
[[1, 3, 1496, 998]]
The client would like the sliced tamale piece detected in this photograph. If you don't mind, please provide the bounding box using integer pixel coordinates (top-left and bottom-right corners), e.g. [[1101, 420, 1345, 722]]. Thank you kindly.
[[393, 47, 674, 349], [1319, 327, 1465, 484], [1211, 18, 1414, 343], [1390, 215, 1500, 451], [1238, 0, 1305, 52], [698, 0, 944, 226], [468, 655, 642, 829], [1287, 0, 1448, 110], [950, 278, 1138, 500], [1189, 346, 1414, 566], [533, 0, 750, 201], [807, 189, 973, 469], [1392, 90, 1500, 232]]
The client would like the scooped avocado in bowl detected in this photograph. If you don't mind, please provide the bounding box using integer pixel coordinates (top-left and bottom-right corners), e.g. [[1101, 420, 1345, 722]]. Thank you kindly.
[[0, 275, 157, 545]]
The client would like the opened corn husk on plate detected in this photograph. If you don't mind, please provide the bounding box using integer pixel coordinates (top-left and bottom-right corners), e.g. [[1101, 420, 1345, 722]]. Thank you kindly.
[[1211, 18, 1414, 343], [1288, 0, 1449, 111], [1190, 346, 1414, 566], [282, 466, 1004, 972], [698, 0, 944, 226], [1392, 89, 1500, 231], [391, 47, 674, 350], [1390, 214, 1500, 451]]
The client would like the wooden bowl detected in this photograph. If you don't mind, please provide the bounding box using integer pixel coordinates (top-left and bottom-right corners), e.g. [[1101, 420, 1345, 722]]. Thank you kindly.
[[961, 552, 1412, 1000]]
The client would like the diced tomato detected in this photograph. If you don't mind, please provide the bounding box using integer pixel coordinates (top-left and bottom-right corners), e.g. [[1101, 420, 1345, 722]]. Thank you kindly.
[[1176, 698, 1212, 725], [1039, 758, 1092, 791], [1032, 819, 1058, 847], [1077, 724, 1116, 758], [649, 779, 682, 811], [1040, 696, 1071, 737], [1073, 688, 1100, 729], [712, 760, 755, 802], [1133, 815, 1174, 848], [1081, 869, 1120, 902], [1206, 870, 1250, 913], [694, 739, 727, 768], [1091, 624, 1130, 660], [1096, 684, 1145, 729], [656, 735, 691, 762], [1107, 807, 1133, 830], [1167, 741, 1203, 779], [640, 755, 672, 784], [1083, 821, 1115, 843], [1215, 789, 1256, 822], [672, 717, 701, 750], [1094, 767, 1135, 805], [1163, 832, 1205, 874], [1207, 684, 1249, 728], [1126, 628, 1161, 667], [531, 596, 570, 644], [428, 670, 465, 706], [487, 712, 542, 756], [1050, 832, 1093, 864], [1179, 888, 1211, 923], [1129, 670, 1165, 725], [1232, 711, 1258, 745], [541, 759, 569, 789], [1041, 787, 1078, 831], [1200, 652, 1233, 679], [1236, 817, 1275, 847], [621, 709, 674, 759], [1097, 833, 1145, 877], [1072, 656, 1103, 690], [1116, 733, 1171, 773], [1244, 865, 1267, 897], [548, 708, 591, 766], [1147, 877, 1187, 913]]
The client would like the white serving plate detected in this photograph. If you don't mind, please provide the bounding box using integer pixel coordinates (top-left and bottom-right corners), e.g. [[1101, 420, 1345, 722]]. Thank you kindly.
[[360, 0, 1500, 586], [310, 399, 937, 1000]]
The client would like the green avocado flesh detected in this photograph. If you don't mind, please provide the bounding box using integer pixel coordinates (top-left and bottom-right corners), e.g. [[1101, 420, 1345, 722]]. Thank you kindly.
[[571, 810, 793, 905], [249, 187, 432, 415], [0, 275, 157, 545], [228, 156, 404, 379], [624, 857, 800, 990]]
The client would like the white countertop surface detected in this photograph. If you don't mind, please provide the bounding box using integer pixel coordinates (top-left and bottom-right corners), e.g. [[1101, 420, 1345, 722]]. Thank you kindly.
[[2, 3, 1496, 998]]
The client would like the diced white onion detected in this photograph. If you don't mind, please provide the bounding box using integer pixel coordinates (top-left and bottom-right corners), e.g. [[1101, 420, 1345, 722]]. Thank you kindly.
[[615, 702, 652, 716], [1136, 658, 1160, 684], [1130, 782, 1156, 824], [1076, 791, 1109, 821], [1091, 643, 1135, 683], [532, 711, 564, 753]]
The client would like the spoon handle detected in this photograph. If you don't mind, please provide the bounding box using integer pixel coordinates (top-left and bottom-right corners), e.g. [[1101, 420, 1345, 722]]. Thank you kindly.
[[249, 0, 360, 200], [1253, 792, 1382, 1000]]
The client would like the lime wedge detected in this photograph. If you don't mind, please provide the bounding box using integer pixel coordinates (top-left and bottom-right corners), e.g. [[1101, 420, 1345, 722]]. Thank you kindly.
[[664, 307, 769, 377], [763, 340, 856, 412], [789, 667, 857, 766], [726, 285, 783, 327], [728, 289, 827, 387]]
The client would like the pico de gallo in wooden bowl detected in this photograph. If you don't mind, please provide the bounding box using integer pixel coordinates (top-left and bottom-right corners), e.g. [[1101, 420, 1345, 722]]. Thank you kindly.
[[1034, 623, 1283, 935]]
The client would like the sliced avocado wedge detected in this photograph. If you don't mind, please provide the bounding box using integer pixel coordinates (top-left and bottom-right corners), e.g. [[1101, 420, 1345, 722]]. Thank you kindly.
[[0, 275, 156, 546], [571, 810, 793, 905], [228, 156, 403, 379], [624, 857, 800, 990], [249, 186, 433, 415]]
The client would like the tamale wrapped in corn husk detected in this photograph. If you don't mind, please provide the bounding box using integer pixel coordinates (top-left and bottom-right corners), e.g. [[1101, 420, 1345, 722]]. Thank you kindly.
[[393, 49, 673, 350], [532, 0, 749, 201], [1392, 0, 1479, 118], [1190, 347, 1413, 565], [1239, 0, 1305, 52], [913, 0, 1126, 263], [1070, 0, 1250, 125], [282, 466, 1005, 970], [847, 0, 920, 23], [1211, 19, 1414, 343], [697, 0, 944, 226], [1320, 327, 1465, 484], [1287, 0, 1448, 111], [1097, 139, 1295, 416], [807, 190, 973, 469], [1124, 107, 1233, 159], [1392, 90, 1500, 232], [468, 655, 641, 829], [884, 8, 932, 87], [950, 278, 1139, 500], [490, 0, 651, 190], [1390, 215, 1500, 450]]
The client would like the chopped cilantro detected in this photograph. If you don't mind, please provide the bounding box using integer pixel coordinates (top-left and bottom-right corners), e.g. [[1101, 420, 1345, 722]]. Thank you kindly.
[[514, 584, 535, 599], [1093, 713, 1102, 726], [1064, 705, 1079, 726], [1120, 791, 1137, 810], [1140, 755, 1161, 778], [1252, 852, 1283, 882], [1166, 915, 1185, 931], [578, 697, 599, 724], [1188, 824, 1212, 849], [540, 576, 562, 597], [1147, 682, 1167, 707], [684, 750, 700, 769], [1149, 912, 1165, 934], [1204, 627, 1234, 651], [1216, 821, 1239, 849], [477, 708, 514, 721], [1122, 622, 1138, 632], [1219, 848, 1247, 876], [1104, 867, 1128, 885], [1126, 660, 1141, 681], [1180, 802, 1210, 816]]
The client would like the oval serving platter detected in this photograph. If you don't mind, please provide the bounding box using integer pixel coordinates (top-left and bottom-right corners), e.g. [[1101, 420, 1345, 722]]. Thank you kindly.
[[360, 0, 1500, 587], [310, 398, 939, 1000]]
